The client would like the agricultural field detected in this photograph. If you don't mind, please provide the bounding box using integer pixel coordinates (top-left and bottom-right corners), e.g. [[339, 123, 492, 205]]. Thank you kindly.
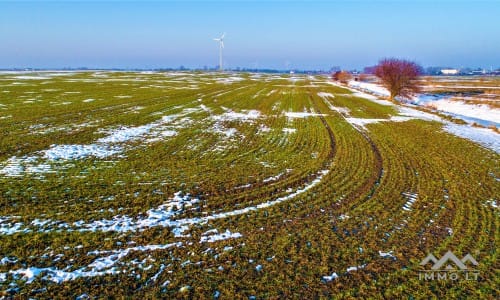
[[420, 76, 500, 109], [0, 71, 498, 298]]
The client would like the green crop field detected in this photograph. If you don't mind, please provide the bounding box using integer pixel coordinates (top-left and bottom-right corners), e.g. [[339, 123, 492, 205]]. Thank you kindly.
[[0, 71, 498, 299]]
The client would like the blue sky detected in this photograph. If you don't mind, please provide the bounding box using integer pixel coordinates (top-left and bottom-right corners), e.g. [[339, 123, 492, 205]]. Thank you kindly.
[[1, 0, 499, 70]]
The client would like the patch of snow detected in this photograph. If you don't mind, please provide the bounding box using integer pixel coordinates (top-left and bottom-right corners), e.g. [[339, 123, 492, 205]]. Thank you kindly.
[[214, 126, 238, 137], [258, 124, 271, 133], [397, 106, 443, 122], [379, 251, 396, 259], [263, 172, 285, 183], [318, 92, 350, 114], [345, 106, 443, 130], [322, 272, 339, 282], [76, 294, 89, 300], [0, 256, 18, 265], [200, 229, 243, 243], [0, 221, 30, 234], [346, 264, 366, 273], [402, 192, 418, 211], [213, 109, 261, 122], [349, 81, 390, 97], [446, 227, 453, 235], [217, 76, 245, 84], [485, 200, 498, 208], [97, 124, 156, 143], [43, 144, 122, 160], [317, 92, 335, 99], [344, 118, 385, 129], [284, 111, 326, 119], [200, 104, 211, 113], [443, 124, 500, 154], [327, 81, 394, 106], [339, 214, 350, 220], [266, 90, 276, 97], [415, 97, 500, 126], [13, 75, 51, 80], [282, 128, 297, 134]]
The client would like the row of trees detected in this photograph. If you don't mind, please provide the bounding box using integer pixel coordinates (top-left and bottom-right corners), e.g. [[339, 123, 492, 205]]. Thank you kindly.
[[332, 58, 422, 101]]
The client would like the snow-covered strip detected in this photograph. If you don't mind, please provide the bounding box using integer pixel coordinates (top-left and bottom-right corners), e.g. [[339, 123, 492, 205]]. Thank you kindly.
[[284, 111, 326, 119], [412, 95, 500, 126], [397, 106, 443, 122], [326, 80, 394, 106], [443, 124, 500, 154], [12, 75, 52, 80], [199, 229, 242, 243], [282, 128, 297, 134], [266, 90, 276, 96], [317, 92, 335, 99], [0, 169, 330, 236], [345, 106, 444, 130], [402, 192, 418, 211], [322, 263, 367, 282], [0, 222, 29, 234], [262, 172, 285, 183], [318, 91, 350, 114], [3, 242, 181, 284], [77, 191, 200, 233], [200, 104, 211, 113], [321, 272, 339, 282], [349, 80, 390, 97]]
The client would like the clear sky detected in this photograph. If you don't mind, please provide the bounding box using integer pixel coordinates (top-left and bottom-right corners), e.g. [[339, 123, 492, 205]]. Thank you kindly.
[[1, 0, 499, 70]]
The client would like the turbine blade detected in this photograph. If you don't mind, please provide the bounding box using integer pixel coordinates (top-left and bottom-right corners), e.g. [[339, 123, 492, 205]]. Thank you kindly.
[[221, 33, 225, 39], [221, 41, 224, 48]]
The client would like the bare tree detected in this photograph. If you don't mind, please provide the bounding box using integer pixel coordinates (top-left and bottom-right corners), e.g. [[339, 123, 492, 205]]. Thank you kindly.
[[332, 71, 352, 84], [374, 58, 422, 101]]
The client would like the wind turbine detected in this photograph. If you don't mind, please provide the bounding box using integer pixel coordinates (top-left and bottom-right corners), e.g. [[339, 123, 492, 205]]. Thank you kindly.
[[213, 33, 225, 71]]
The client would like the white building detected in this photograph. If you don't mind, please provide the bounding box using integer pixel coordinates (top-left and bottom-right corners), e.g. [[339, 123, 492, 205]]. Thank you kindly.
[[441, 69, 459, 75]]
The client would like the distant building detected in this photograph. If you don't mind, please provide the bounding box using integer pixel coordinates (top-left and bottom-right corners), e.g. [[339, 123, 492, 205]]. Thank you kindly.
[[440, 69, 459, 75], [471, 69, 486, 75]]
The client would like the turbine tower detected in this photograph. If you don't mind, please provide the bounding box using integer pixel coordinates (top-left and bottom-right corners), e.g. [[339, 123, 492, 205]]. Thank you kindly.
[[213, 33, 225, 71]]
